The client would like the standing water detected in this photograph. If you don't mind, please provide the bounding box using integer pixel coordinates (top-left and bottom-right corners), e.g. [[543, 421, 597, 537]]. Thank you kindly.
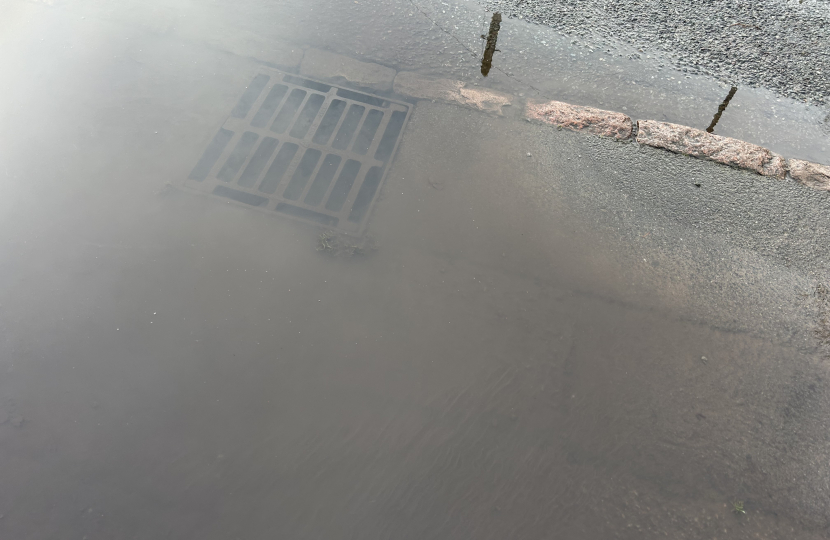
[[1, 0, 829, 539]]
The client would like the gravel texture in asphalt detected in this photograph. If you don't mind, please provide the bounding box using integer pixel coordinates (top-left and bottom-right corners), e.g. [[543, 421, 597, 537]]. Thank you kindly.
[[483, 0, 830, 106]]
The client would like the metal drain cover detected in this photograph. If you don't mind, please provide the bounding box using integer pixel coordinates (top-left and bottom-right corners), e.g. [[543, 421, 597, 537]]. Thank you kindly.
[[183, 69, 410, 234]]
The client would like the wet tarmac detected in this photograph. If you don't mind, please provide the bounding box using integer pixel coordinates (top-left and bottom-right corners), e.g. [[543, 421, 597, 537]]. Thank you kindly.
[[242, 0, 829, 163], [1, 1, 830, 539]]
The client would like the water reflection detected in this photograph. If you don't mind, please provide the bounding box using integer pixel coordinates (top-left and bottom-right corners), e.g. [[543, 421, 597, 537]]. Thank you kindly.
[[2, 1, 830, 538], [480, 12, 501, 77], [706, 86, 738, 133]]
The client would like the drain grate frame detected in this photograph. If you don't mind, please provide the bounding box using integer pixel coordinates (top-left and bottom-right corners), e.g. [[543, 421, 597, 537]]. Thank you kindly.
[[182, 69, 410, 234]]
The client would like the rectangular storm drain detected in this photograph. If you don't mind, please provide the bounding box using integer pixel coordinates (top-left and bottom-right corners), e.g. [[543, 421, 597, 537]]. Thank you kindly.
[[181, 68, 410, 234]]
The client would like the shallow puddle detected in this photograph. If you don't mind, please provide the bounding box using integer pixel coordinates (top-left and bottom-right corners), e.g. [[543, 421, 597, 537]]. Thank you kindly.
[[1, 1, 829, 539]]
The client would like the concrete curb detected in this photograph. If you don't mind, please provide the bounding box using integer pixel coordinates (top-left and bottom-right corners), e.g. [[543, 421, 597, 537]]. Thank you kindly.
[[525, 100, 632, 140], [521, 99, 827, 191], [636, 120, 788, 179], [204, 32, 304, 68], [393, 72, 513, 116], [789, 159, 830, 191], [301, 49, 396, 92]]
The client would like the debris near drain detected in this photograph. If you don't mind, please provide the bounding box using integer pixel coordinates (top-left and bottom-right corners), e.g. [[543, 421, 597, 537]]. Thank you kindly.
[[317, 231, 376, 257], [155, 182, 174, 196], [0, 411, 25, 428]]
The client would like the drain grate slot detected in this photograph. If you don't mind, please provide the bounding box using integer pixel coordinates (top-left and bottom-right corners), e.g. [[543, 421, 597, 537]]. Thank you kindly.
[[238, 137, 279, 187], [189, 128, 234, 181], [304, 154, 341, 206], [213, 185, 269, 206], [251, 84, 288, 128], [374, 110, 407, 163], [348, 166, 383, 223], [332, 104, 365, 150], [271, 89, 307, 134], [336, 88, 388, 108], [231, 74, 270, 118], [259, 142, 299, 194], [217, 131, 259, 182], [283, 74, 332, 93], [275, 202, 338, 226], [290, 94, 326, 139], [326, 159, 361, 212], [283, 149, 322, 200], [182, 68, 410, 234], [312, 100, 347, 145], [352, 109, 384, 155]]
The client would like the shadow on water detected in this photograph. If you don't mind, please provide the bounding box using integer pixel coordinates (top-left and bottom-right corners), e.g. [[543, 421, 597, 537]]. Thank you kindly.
[[480, 12, 501, 77], [706, 86, 738, 133]]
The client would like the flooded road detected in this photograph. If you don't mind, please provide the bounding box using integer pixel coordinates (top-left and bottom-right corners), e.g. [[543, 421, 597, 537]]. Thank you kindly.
[[1, 0, 830, 539]]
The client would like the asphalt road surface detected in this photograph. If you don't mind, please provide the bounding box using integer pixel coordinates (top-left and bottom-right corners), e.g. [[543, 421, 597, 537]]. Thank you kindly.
[[1, 0, 829, 538], [485, 0, 830, 106]]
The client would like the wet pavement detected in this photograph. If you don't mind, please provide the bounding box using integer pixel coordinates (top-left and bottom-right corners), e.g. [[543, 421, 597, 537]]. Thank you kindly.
[[486, 0, 830, 106], [1, 0, 830, 539], [243, 0, 830, 163]]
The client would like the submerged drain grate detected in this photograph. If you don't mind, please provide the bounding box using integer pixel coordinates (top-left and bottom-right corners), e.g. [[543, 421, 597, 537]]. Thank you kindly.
[[183, 69, 410, 233]]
